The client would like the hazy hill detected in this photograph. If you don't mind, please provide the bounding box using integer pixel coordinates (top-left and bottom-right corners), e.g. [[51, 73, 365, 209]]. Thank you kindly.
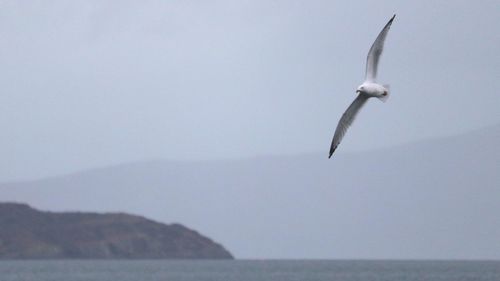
[[0, 125, 499, 259], [0, 203, 233, 259]]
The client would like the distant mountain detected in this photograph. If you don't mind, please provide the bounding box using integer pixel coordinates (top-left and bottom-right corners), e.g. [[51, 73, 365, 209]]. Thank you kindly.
[[0, 125, 499, 259], [0, 203, 233, 259]]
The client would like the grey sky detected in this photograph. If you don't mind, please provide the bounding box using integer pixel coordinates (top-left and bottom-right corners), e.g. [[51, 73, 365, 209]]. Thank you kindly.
[[0, 0, 499, 180]]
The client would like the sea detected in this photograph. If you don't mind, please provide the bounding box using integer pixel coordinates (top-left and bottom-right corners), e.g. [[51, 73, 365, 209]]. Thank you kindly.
[[0, 260, 499, 281]]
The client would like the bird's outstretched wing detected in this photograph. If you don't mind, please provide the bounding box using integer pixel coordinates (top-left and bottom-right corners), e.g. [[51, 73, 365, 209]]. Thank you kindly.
[[365, 14, 395, 82], [329, 94, 369, 158]]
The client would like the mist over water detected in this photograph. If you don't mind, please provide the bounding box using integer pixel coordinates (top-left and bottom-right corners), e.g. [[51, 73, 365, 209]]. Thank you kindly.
[[1, 125, 499, 260]]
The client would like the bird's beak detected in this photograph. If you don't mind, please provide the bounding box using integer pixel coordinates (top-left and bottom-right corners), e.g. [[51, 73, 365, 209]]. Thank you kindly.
[[356, 90, 360, 93]]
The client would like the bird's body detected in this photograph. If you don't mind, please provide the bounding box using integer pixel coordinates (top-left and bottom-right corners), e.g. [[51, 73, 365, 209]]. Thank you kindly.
[[357, 82, 389, 99], [329, 15, 396, 158]]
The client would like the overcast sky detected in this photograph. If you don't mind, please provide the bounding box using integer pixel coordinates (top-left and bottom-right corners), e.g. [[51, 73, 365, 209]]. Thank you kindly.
[[0, 0, 498, 180]]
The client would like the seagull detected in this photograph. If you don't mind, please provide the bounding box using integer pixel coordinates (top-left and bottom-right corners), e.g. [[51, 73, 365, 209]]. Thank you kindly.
[[329, 14, 396, 158]]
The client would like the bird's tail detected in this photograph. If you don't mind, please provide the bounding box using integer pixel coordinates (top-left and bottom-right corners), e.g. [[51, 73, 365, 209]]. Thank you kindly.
[[378, 84, 390, 102]]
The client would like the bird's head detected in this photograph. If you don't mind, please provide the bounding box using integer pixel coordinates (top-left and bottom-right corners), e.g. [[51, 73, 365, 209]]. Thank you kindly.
[[356, 85, 365, 94]]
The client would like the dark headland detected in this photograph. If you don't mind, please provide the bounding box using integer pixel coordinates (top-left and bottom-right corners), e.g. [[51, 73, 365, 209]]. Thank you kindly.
[[0, 202, 233, 259]]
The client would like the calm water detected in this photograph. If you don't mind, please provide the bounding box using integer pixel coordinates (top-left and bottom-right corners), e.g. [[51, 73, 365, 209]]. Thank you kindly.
[[0, 260, 499, 281]]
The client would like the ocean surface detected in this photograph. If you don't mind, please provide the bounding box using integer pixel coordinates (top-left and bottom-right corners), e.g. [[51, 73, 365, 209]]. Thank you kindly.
[[0, 260, 499, 281]]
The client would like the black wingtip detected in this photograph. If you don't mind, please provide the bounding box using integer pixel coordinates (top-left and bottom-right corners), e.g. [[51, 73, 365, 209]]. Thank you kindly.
[[328, 146, 337, 159], [382, 14, 396, 30]]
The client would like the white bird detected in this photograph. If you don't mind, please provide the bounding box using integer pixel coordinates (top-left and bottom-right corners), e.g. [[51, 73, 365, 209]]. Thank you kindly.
[[329, 14, 396, 158]]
